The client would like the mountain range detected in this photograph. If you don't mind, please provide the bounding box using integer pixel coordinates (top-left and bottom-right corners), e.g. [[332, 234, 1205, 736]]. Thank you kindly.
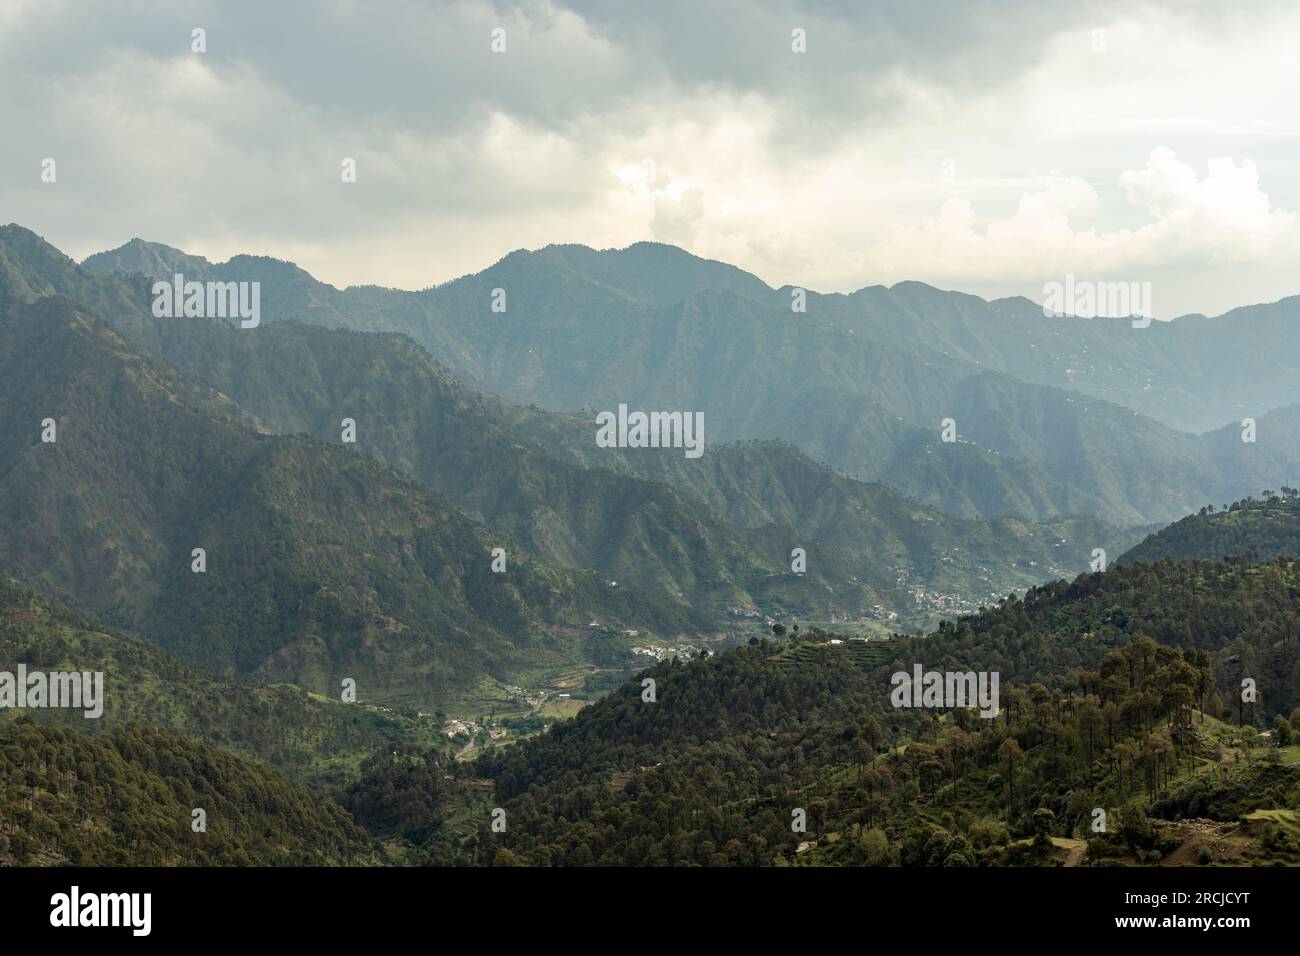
[[0, 296, 728, 707], [4, 219, 1300, 868], [1, 227, 1150, 625], [73, 230, 1300, 527], [5, 221, 1297, 704]]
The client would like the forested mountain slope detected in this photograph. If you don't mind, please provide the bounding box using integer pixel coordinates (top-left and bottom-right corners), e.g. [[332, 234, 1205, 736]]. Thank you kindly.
[[451, 556, 1300, 866], [135, 316, 1139, 610], [0, 226, 1144, 619], [1120, 492, 1300, 564], [0, 582, 437, 783], [0, 721, 375, 866], [0, 298, 714, 706]]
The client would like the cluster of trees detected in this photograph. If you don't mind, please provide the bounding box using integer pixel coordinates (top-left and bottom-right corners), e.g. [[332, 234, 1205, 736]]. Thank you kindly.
[[1123, 492, 1300, 565], [343, 745, 452, 843], [9, 549, 1300, 867], [434, 557, 1300, 865], [452, 634, 1248, 866], [925, 555, 1300, 722], [0, 583, 440, 787], [0, 720, 375, 865], [466, 642, 891, 866]]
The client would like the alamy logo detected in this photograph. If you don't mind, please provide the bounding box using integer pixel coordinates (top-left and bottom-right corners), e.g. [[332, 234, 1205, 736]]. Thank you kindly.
[[0, 666, 103, 718], [1042, 274, 1153, 328], [151, 273, 260, 328], [890, 664, 999, 718], [50, 886, 151, 936], [595, 403, 704, 459]]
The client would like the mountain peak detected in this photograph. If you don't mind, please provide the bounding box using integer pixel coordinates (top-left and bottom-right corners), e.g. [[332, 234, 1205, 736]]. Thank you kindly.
[[0, 223, 75, 261], [83, 237, 213, 280], [475, 239, 773, 309]]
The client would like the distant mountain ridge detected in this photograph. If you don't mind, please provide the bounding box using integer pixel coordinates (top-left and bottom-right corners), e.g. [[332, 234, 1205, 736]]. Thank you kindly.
[[1, 225, 1144, 628], [82, 231, 1300, 434], [74, 227, 1300, 526], [136, 317, 1137, 611]]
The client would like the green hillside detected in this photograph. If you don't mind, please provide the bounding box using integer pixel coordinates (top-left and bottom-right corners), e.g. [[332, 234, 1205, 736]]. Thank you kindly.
[[0, 298, 714, 707], [0, 720, 375, 865], [128, 317, 899, 619], [0, 223, 1143, 623], [0, 582, 441, 783], [376, 555, 1300, 866], [132, 316, 1151, 619], [499, 410, 1143, 600], [0, 230, 917, 627], [1120, 491, 1300, 564]]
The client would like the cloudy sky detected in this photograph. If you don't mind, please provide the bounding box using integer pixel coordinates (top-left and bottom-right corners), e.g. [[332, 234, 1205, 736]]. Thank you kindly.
[[3, 0, 1299, 317]]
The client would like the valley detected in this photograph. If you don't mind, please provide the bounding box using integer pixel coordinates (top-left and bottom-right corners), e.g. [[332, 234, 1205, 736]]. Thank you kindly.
[[1, 224, 1297, 873]]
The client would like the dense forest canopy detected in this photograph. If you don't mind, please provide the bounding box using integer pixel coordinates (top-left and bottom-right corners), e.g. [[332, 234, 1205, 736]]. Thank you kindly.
[[1121, 490, 1300, 565]]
